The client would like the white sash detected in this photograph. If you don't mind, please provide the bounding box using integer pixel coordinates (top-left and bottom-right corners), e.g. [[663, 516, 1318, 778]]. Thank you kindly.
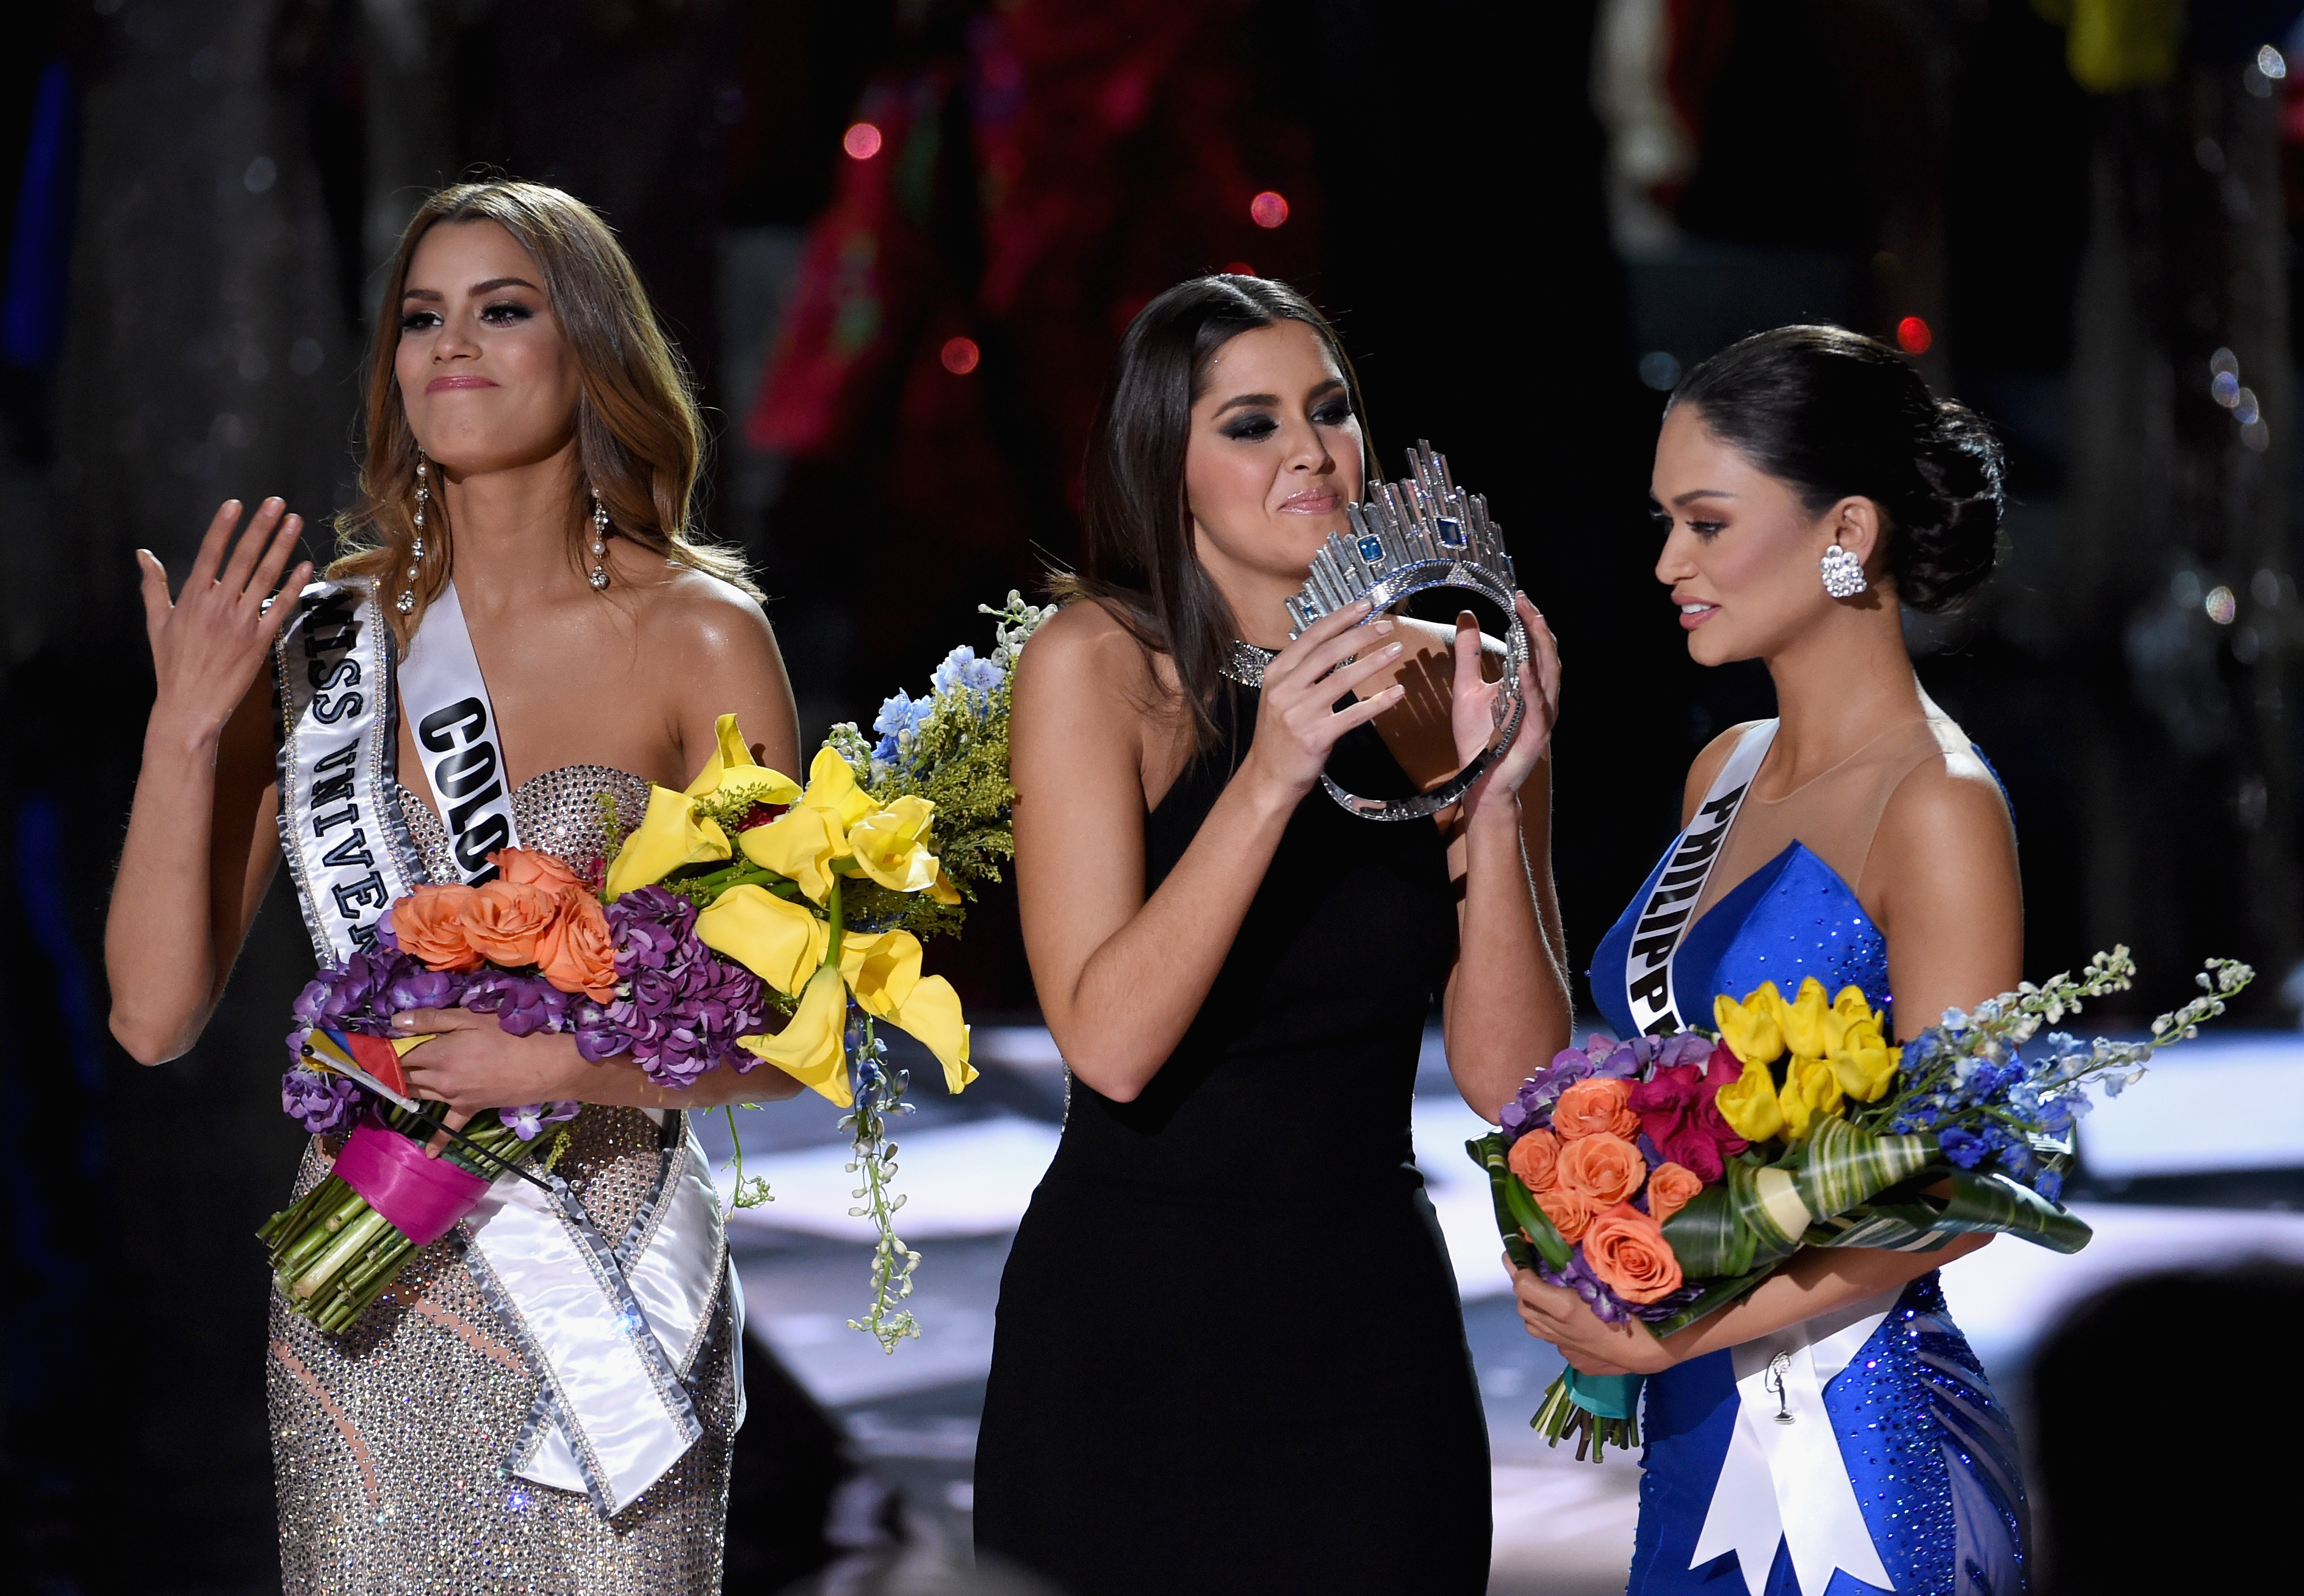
[[274, 580, 425, 963], [1624, 721, 1777, 1035], [1690, 1290, 1899, 1595], [274, 578, 736, 1515], [394, 581, 522, 880]]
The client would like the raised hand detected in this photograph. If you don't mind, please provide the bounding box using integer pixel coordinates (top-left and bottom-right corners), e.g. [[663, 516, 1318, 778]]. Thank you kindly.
[[1240, 599, 1406, 800], [138, 497, 312, 746], [1452, 591, 1560, 818]]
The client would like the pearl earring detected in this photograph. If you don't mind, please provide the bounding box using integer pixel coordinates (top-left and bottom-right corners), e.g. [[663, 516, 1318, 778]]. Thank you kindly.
[[588, 488, 611, 590], [398, 455, 430, 615], [1820, 542, 1868, 599]]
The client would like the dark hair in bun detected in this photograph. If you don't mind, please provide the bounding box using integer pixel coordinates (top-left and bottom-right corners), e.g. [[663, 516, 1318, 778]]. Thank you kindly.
[[1669, 325, 2006, 613]]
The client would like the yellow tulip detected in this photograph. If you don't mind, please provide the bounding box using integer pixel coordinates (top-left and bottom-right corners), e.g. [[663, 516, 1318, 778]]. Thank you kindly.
[[1779, 978, 1833, 1060], [1777, 1056, 1846, 1141], [740, 805, 843, 903], [1828, 1026, 1899, 1104], [839, 928, 976, 1092], [735, 964, 851, 1105], [845, 795, 946, 894], [1715, 985, 1787, 1066], [603, 786, 730, 900], [1822, 985, 1884, 1053], [694, 885, 827, 997], [1715, 1055, 1787, 1143]]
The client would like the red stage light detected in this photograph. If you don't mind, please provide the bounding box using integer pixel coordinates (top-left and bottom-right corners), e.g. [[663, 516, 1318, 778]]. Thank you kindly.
[[843, 122, 883, 160], [1250, 190, 1289, 229], [941, 337, 981, 375], [1896, 315, 1932, 354], [1223, 261, 1255, 276]]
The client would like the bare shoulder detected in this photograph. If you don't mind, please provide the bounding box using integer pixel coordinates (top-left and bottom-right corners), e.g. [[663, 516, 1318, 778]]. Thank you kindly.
[[1013, 599, 1158, 717], [627, 564, 782, 673], [1680, 720, 1773, 825], [1874, 724, 2015, 858]]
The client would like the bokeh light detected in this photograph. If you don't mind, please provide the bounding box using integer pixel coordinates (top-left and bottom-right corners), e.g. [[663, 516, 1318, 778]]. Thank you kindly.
[[1638, 351, 1682, 391], [1222, 261, 1255, 276], [940, 336, 981, 375], [1896, 315, 1932, 354], [2206, 584, 2239, 625], [843, 122, 883, 160], [2259, 45, 2288, 81], [1249, 190, 1289, 229]]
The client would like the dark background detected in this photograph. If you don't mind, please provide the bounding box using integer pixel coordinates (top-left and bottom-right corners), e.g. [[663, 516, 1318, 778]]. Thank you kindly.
[[4, 1, 2303, 1589]]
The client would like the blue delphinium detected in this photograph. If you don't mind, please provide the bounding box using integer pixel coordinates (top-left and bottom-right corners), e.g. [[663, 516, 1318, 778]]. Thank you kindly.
[[871, 689, 934, 771], [931, 645, 1004, 705]]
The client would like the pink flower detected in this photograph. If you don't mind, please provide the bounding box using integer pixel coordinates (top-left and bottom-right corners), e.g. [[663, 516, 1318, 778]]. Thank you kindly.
[[1627, 1047, 1749, 1182]]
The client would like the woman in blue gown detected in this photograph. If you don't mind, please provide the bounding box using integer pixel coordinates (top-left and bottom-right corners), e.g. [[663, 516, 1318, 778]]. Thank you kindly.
[[1513, 327, 2031, 1595]]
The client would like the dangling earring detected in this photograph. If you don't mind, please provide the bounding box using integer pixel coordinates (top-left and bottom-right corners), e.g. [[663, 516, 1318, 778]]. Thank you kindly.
[[1820, 542, 1868, 599], [588, 487, 611, 590], [398, 455, 430, 615]]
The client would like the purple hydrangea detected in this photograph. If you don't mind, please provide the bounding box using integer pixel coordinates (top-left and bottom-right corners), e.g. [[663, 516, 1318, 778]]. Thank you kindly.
[[387, 965, 469, 1015], [581, 886, 771, 1088], [499, 1100, 581, 1141], [461, 970, 571, 1037], [282, 1065, 362, 1135], [1502, 1031, 1704, 1141]]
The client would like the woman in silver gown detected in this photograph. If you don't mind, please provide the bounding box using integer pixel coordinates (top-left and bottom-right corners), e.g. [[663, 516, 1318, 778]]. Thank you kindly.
[[105, 181, 804, 1592]]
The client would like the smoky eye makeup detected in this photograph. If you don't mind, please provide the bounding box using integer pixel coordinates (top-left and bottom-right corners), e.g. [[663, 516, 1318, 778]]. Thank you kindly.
[[478, 300, 536, 325], [1217, 411, 1280, 441]]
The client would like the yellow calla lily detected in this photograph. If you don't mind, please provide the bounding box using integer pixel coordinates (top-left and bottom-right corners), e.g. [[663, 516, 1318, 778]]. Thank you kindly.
[[735, 964, 851, 1105], [1715, 984, 1788, 1066], [1827, 1024, 1899, 1104], [1777, 1055, 1846, 1141], [928, 865, 963, 907], [838, 928, 976, 1092], [685, 713, 804, 809], [845, 795, 947, 894], [798, 745, 876, 830], [603, 786, 730, 900], [1779, 977, 1834, 1060], [740, 804, 844, 904], [1715, 1055, 1787, 1143], [694, 885, 829, 997]]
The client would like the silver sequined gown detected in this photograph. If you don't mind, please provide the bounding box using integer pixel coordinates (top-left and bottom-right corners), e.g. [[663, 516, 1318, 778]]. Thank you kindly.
[[268, 766, 742, 1595]]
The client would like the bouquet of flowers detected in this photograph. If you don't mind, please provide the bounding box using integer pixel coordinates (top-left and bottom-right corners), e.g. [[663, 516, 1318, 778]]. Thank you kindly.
[[266, 594, 1051, 1350], [1471, 947, 2254, 1459]]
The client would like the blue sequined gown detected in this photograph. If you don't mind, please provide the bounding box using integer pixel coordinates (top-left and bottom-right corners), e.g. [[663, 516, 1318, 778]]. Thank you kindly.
[[1588, 719, 2029, 1596]]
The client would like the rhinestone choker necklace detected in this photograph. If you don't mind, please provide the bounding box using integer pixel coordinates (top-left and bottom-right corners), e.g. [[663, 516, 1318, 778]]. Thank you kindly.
[[1220, 639, 1278, 687]]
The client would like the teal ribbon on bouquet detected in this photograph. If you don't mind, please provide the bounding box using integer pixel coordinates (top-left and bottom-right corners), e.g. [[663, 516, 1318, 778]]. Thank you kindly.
[[1564, 1369, 1643, 1422]]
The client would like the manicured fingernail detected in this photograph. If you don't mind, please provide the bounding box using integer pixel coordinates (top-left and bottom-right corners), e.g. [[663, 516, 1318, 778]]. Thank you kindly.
[[392, 1012, 414, 1030], [1373, 618, 1395, 633], [1384, 641, 1402, 655]]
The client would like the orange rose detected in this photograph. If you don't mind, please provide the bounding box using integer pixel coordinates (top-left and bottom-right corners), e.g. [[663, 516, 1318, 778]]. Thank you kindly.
[[1553, 1077, 1640, 1141], [1555, 1132, 1647, 1207], [535, 887, 619, 1001], [1507, 1127, 1561, 1193], [458, 880, 560, 967], [1645, 1162, 1705, 1226], [1534, 1185, 1591, 1243], [491, 847, 585, 895], [389, 884, 481, 971], [1583, 1202, 1685, 1304]]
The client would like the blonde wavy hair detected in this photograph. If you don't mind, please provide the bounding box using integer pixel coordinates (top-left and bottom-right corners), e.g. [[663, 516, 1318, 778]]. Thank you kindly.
[[329, 180, 758, 638]]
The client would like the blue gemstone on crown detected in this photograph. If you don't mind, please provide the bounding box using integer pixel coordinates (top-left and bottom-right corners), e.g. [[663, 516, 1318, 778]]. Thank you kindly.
[[1282, 441, 1516, 639]]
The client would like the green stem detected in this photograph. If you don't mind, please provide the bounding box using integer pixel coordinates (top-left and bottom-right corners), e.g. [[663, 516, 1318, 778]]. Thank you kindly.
[[295, 1207, 392, 1301], [826, 875, 844, 967]]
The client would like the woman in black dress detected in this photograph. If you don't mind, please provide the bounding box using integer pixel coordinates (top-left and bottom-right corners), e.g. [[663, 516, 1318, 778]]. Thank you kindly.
[[974, 275, 1568, 1593]]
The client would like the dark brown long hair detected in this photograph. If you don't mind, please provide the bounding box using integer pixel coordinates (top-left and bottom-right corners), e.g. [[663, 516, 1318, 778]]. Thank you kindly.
[[329, 180, 758, 639], [1057, 274, 1370, 750]]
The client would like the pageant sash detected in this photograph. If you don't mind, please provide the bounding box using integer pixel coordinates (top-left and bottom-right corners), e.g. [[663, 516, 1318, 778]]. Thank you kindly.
[[1690, 1289, 1899, 1596], [460, 1111, 724, 1515], [394, 580, 521, 880], [275, 580, 424, 964], [1622, 721, 1778, 1035]]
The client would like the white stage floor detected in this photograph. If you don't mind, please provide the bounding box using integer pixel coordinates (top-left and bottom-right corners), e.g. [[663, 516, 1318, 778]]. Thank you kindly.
[[712, 1024, 2304, 1591]]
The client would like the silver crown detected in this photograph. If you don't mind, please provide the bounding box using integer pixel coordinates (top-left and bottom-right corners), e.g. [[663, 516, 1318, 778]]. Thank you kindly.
[[1286, 441, 1517, 636], [1286, 442, 1530, 823]]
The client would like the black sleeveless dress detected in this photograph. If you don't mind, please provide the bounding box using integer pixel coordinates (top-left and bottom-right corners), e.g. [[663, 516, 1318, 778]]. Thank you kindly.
[[974, 686, 1491, 1595]]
